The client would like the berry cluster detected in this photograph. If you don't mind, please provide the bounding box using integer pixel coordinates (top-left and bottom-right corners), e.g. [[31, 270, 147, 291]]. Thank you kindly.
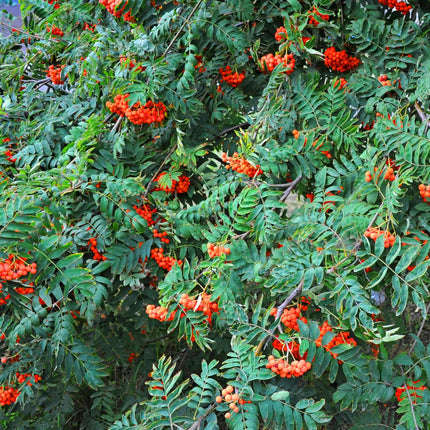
[[133, 203, 157, 226], [395, 382, 427, 403], [87, 237, 107, 261], [83, 22, 97, 32], [365, 166, 396, 183], [378, 0, 412, 15], [292, 129, 331, 158], [215, 385, 250, 419], [266, 356, 311, 378], [125, 100, 167, 125], [4, 138, 16, 163], [152, 173, 190, 194], [179, 293, 219, 325], [43, 0, 60, 8], [378, 74, 391, 86], [16, 372, 41, 386], [128, 352, 137, 362], [0, 387, 20, 406], [153, 229, 169, 244], [150, 248, 182, 271], [46, 65, 66, 85], [106, 94, 128, 117], [274, 26, 287, 41], [46, 25, 64, 37], [0, 255, 37, 281], [334, 78, 347, 89], [207, 243, 231, 258], [146, 304, 175, 321], [147, 293, 219, 328], [419, 184, 430, 203], [270, 306, 308, 331], [315, 321, 357, 359], [272, 338, 306, 360], [194, 55, 206, 73], [221, 152, 263, 178], [324, 47, 360, 73], [308, 7, 329, 26], [119, 55, 145, 72], [364, 227, 396, 247], [15, 285, 34, 295], [259, 53, 295, 74], [98, 0, 135, 21], [219, 66, 245, 88]]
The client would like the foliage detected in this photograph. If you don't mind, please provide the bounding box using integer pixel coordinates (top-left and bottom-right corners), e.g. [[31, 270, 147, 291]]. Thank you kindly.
[[1, 0, 430, 428]]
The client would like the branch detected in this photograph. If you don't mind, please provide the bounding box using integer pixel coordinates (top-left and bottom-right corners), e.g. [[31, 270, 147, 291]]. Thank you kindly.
[[408, 301, 430, 355], [275, 279, 305, 319], [162, 0, 205, 57], [217, 122, 250, 136], [187, 403, 217, 430], [279, 175, 302, 203], [414, 101, 430, 126], [254, 279, 305, 356], [327, 202, 384, 274], [399, 366, 420, 430], [143, 143, 178, 199]]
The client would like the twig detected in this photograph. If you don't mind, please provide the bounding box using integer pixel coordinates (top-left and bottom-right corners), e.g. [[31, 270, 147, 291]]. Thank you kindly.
[[414, 102, 430, 125], [218, 122, 250, 137], [111, 116, 123, 133], [254, 279, 305, 356], [327, 202, 384, 274], [275, 279, 305, 319], [187, 403, 217, 430], [162, 0, 205, 57], [143, 143, 178, 199], [408, 301, 430, 355], [399, 366, 420, 430], [279, 175, 302, 203]]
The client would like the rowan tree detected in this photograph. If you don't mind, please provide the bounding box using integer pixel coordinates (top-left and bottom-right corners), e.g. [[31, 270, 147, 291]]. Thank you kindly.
[[1, 0, 430, 429]]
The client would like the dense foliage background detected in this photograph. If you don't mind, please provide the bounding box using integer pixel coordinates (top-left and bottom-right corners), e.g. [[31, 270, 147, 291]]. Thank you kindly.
[[1, 0, 430, 428]]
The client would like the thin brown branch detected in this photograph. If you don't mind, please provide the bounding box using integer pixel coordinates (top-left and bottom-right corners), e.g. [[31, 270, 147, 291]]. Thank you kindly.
[[218, 122, 250, 136], [408, 301, 430, 355], [327, 202, 384, 274], [187, 403, 217, 430], [162, 0, 205, 57], [399, 366, 420, 430], [143, 143, 178, 199], [414, 101, 430, 125], [279, 176, 302, 203], [275, 279, 305, 319], [254, 279, 305, 356]]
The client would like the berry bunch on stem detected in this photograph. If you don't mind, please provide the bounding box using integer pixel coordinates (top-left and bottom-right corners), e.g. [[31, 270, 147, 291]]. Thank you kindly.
[[364, 227, 396, 247], [419, 184, 430, 203], [215, 385, 249, 419], [259, 53, 296, 74], [207, 243, 231, 258], [378, 0, 412, 15], [152, 173, 190, 194], [324, 47, 360, 72], [46, 65, 66, 85], [219, 66, 245, 88], [266, 355, 311, 378], [150, 248, 182, 271], [221, 152, 263, 178], [308, 7, 330, 26]]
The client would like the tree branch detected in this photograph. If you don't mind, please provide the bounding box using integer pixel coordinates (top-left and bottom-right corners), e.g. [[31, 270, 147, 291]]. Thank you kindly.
[[217, 122, 250, 136], [254, 279, 305, 356], [327, 202, 384, 274], [162, 0, 205, 57], [187, 403, 217, 430], [279, 176, 302, 203]]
